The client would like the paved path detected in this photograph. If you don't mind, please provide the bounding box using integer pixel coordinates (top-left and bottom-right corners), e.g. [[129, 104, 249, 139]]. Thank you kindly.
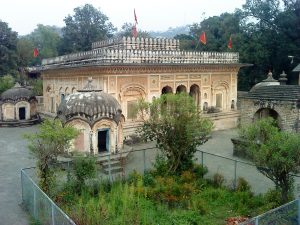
[[0, 126, 37, 225]]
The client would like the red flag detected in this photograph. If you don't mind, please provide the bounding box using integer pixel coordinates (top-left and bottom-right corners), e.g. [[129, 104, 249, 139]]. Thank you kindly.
[[228, 36, 232, 49], [132, 25, 138, 38], [199, 32, 206, 45], [33, 48, 39, 57], [134, 9, 138, 24]]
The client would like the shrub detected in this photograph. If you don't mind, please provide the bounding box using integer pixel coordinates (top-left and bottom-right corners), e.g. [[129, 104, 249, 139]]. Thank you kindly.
[[212, 172, 225, 188], [73, 156, 96, 190], [192, 163, 208, 179], [128, 170, 142, 185], [152, 154, 169, 175], [143, 170, 155, 187], [236, 177, 252, 193]]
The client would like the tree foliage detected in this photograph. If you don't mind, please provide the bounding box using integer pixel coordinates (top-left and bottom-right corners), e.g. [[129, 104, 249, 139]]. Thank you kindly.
[[136, 94, 213, 174], [116, 22, 151, 38], [24, 119, 79, 193], [0, 75, 15, 94], [240, 118, 300, 203], [60, 4, 115, 54], [0, 20, 18, 76]]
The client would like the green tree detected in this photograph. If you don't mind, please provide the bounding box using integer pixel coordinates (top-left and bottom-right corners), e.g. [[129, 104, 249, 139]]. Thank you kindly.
[[27, 24, 62, 65], [24, 119, 79, 193], [240, 118, 300, 203], [0, 20, 18, 76], [116, 22, 151, 38], [60, 4, 115, 54], [16, 37, 34, 67], [136, 93, 213, 174], [0, 75, 15, 94]]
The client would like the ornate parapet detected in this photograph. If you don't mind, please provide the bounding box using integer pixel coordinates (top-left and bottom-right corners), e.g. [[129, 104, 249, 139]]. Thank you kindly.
[[41, 48, 239, 69]]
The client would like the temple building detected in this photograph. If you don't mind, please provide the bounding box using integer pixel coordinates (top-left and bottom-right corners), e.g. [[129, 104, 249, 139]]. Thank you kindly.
[[39, 36, 249, 135], [239, 71, 300, 132], [0, 83, 40, 126]]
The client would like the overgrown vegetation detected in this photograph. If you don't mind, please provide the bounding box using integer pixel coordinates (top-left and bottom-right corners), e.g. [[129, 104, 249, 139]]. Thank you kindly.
[[240, 117, 300, 203], [136, 93, 213, 174], [24, 119, 79, 193], [54, 161, 280, 225]]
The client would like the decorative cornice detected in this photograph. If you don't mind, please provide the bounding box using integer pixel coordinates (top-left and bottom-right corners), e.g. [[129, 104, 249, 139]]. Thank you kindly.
[[42, 64, 248, 77]]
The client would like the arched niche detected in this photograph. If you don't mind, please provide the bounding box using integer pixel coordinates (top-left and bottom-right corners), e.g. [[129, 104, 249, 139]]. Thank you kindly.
[[189, 84, 200, 107], [254, 108, 282, 128], [161, 86, 173, 95], [176, 85, 187, 94]]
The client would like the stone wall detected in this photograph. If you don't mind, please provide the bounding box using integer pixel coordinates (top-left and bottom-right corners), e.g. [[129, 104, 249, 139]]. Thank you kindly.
[[239, 98, 300, 132]]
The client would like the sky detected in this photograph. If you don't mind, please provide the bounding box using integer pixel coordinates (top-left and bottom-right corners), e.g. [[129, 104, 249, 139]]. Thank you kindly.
[[0, 0, 245, 36]]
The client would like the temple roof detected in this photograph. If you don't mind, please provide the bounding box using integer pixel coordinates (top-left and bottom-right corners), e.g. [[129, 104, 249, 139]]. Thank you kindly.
[[241, 85, 300, 101], [0, 83, 34, 102], [39, 36, 243, 71], [292, 63, 300, 72], [57, 78, 122, 125]]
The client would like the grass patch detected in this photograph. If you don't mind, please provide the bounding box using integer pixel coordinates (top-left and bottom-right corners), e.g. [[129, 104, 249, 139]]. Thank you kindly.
[[53, 164, 279, 225]]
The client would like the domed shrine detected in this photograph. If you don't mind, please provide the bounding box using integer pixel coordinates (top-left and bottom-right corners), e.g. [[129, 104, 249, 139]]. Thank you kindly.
[[0, 83, 40, 126], [57, 78, 124, 154]]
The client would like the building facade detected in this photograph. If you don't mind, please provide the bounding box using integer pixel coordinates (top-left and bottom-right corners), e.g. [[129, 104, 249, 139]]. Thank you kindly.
[[40, 37, 248, 134]]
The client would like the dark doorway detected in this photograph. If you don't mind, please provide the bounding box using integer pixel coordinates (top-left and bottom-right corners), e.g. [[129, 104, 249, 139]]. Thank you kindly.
[[98, 130, 109, 153], [19, 107, 26, 120]]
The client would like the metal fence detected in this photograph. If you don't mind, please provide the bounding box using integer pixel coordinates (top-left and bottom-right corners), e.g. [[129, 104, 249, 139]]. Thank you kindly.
[[240, 199, 300, 225], [21, 146, 300, 224], [21, 168, 76, 225]]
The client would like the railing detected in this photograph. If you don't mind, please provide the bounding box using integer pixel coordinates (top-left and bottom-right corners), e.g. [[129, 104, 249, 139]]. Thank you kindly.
[[239, 199, 299, 225], [41, 48, 239, 68], [21, 168, 76, 225]]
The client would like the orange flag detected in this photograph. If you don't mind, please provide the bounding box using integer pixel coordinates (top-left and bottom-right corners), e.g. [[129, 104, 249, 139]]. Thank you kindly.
[[199, 32, 206, 45], [33, 48, 39, 57], [228, 36, 232, 49]]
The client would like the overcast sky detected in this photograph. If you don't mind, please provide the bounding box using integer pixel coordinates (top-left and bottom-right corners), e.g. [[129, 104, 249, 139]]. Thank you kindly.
[[0, 0, 245, 36]]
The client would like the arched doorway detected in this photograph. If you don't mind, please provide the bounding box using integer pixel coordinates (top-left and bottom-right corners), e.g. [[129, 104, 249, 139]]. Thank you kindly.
[[254, 108, 281, 128], [189, 84, 200, 107], [176, 85, 187, 94], [161, 86, 173, 95]]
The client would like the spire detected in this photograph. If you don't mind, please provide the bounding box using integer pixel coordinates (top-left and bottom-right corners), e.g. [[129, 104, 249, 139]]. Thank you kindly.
[[279, 71, 288, 85]]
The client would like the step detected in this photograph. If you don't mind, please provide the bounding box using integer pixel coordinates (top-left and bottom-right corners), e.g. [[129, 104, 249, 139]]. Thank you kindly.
[[103, 165, 123, 175], [101, 160, 121, 168]]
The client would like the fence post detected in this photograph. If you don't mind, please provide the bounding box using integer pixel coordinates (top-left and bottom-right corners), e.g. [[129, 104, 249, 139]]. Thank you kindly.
[[143, 149, 146, 174], [234, 160, 237, 190], [21, 170, 24, 203], [298, 199, 300, 224], [108, 153, 112, 182], [51, 204, 55, 225], [33, 183, 37, 219], [255, 217, 259, 225]]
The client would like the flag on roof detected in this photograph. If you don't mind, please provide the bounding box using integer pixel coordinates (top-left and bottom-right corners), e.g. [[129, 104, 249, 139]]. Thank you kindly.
[[199, 32, 206, 45], [132, 24, 138, 38], [228, 35, 232, 49], [33, 48, 39, 57]]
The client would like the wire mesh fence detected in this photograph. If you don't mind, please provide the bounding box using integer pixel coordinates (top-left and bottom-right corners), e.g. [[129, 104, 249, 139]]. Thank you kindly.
[[239, 199, 299, 225], [21, 145, 300, 224], [21, 168, 76, 225]]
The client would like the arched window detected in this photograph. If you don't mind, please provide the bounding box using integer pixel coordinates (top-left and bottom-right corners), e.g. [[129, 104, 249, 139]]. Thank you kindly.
[[176, 85, 187, 94], [161, 86, 173, 95], [189, 84, 200, 107]]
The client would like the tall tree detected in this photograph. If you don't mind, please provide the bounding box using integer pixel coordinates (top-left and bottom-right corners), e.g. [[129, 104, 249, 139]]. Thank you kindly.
[[24, 119, 79, 193], [136, 93, 213, 174], [60, 4, 115, 54], [240, 118, 300, 203], [27, 24, 62, 65], [0, 20, 18, 76]]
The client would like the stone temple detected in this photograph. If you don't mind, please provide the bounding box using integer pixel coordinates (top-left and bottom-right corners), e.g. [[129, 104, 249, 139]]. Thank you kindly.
[[0, 83, 40, 127], [38, 36, 250, 154], [239, 71, 300, 132]]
